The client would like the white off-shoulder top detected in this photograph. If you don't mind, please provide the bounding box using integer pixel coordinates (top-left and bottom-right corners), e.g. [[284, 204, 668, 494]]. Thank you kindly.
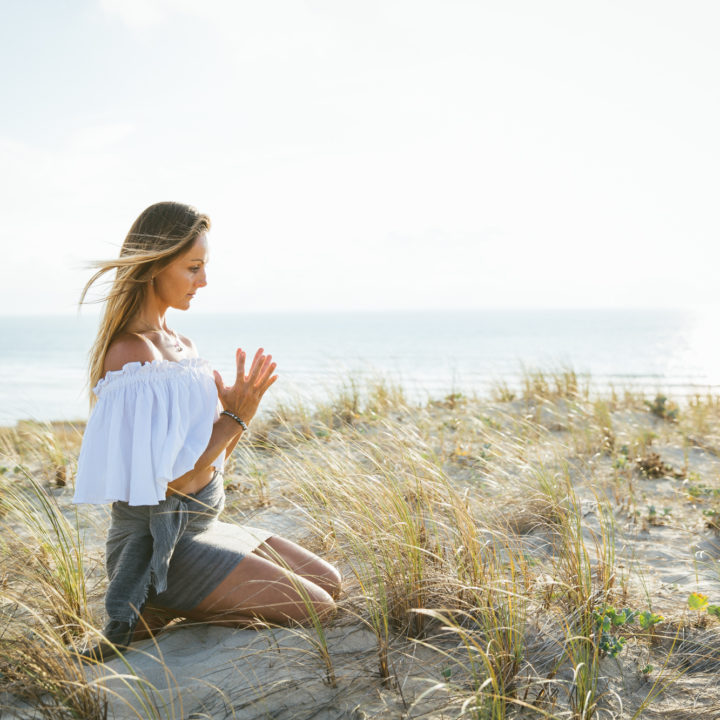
[[73, 357, 225, 506]]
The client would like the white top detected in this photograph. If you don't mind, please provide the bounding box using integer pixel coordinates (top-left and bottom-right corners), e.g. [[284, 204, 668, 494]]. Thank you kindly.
[[73, 357, 225, 506]]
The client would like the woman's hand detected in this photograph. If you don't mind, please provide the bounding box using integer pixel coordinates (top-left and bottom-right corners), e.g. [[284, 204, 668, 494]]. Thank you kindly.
[[213, 348, 278, 427]]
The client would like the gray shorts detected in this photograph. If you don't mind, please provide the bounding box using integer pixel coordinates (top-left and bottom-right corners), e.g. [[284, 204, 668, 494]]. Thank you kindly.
[[108, 471, 272, 611]]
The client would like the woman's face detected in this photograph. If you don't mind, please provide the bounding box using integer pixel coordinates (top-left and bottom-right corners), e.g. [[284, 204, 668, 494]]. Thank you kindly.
[[152, 233, 209, 310]]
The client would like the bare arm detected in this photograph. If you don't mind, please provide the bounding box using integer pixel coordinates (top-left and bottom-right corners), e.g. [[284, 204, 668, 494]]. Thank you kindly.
[[166, 415, 244, 495], [225, 434, 241, 461], [167, 347, 277, 496]]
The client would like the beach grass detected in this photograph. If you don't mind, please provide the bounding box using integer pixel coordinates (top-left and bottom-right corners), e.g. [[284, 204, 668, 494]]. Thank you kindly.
[[3, 372, 720, 718]]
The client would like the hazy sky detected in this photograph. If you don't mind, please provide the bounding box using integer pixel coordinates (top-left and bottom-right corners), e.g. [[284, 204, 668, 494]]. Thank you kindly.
[[2, 1, 719, 314]]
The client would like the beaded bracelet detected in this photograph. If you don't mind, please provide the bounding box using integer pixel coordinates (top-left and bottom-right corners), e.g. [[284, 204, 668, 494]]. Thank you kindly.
[[221, 410, 248, 432]]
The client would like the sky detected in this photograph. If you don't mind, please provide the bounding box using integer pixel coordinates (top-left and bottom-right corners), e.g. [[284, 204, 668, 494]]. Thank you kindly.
[[1, 0, 719, 314]]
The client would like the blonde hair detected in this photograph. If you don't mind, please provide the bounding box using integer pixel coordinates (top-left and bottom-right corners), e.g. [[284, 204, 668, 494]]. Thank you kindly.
[[79, 201, 211, 404]]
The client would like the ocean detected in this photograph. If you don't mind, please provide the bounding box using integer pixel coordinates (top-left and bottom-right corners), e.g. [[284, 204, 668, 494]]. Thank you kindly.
[[1, 308, 719, 426]]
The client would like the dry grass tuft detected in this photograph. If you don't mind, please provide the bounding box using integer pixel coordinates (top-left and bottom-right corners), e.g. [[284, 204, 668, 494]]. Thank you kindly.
[[3, 370, 720, 718]]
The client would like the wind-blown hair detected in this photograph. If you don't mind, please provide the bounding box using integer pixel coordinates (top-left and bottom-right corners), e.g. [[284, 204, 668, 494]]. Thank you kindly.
[[79, 202, 211, 403]]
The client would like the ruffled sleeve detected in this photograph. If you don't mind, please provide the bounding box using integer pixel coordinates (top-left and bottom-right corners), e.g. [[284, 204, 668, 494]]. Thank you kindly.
[[74, 358, 223, 506]]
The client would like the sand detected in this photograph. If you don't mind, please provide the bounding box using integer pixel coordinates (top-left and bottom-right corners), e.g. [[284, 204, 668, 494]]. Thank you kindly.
[[4, 381, 720, 718]]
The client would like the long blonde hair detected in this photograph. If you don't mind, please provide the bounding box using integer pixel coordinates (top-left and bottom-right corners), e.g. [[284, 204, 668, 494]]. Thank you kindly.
[[79, 202, 211, 403]]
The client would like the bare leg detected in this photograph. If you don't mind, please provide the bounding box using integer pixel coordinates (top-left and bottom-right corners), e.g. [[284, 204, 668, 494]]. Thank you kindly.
[[185, 550, 336, 625], [132, 606, 178, 642], [252, 535, 342, 599], [145, 535, 341, 628]]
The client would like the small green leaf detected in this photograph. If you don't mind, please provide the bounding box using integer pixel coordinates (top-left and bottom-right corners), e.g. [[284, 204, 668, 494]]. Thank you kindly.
[[609, 608, 637, 626], [637, 610, 664, 629], [707, 605, 720, 619], [606, 636, 626, 657]]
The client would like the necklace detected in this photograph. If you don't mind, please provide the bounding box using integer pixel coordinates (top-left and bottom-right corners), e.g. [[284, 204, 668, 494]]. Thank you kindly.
[[135, 326, 183, 352], [167, 328, 183, 352]]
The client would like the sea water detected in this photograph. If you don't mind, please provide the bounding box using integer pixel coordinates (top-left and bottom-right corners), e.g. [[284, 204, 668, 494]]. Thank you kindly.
[[1, 308, 719, 425]]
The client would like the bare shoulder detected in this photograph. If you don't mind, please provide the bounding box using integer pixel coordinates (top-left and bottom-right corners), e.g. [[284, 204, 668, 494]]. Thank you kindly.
[[103, 333, 161, 376]]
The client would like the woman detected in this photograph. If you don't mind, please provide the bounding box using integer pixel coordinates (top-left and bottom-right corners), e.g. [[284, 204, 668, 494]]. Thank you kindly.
[[75, 202, 341, 658]]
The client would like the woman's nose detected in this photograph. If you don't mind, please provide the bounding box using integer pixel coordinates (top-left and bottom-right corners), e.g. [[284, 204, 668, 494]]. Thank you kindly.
[[196, 269, 208, 287]]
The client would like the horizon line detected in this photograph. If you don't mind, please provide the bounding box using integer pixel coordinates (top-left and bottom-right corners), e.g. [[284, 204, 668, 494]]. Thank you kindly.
[[0, 305, 710, 318]]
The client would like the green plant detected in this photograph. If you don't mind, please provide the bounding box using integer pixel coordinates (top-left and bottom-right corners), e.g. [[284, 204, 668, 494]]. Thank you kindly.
[[685, 592, 720, 623], [707, 604, 720, 619], [592, 606, 637, 658], [637, 610, 664, 630], [613, 447, 629, 469], [645, 394, 678, 422], [688, 591, 709, 611], [645, 505, 671, 527], [591, 605, 664, 659]]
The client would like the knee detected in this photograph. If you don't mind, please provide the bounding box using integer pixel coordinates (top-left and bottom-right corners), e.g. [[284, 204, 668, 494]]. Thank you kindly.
[[300, 559, 342, 601], [300, 585, 337, 624], [324, 565, 342, 601], [303, 560, 342, 601], [309, 558, 342, 601]]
